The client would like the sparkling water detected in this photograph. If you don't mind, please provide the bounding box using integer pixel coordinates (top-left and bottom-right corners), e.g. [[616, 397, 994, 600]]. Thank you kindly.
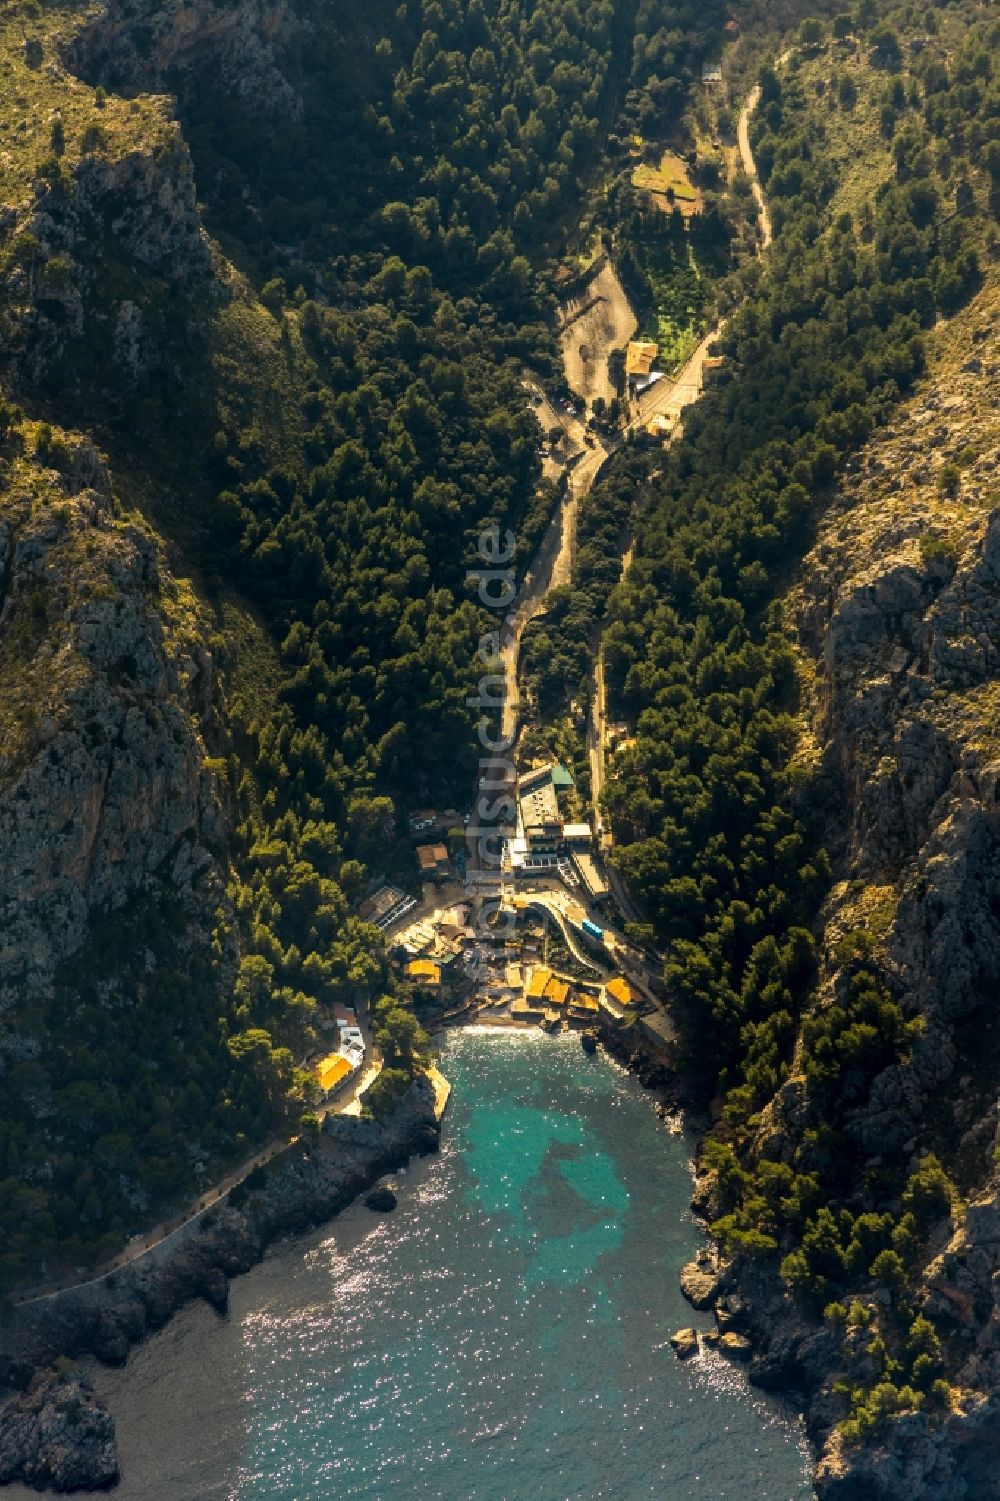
[[72, 1029, 815, 1500]]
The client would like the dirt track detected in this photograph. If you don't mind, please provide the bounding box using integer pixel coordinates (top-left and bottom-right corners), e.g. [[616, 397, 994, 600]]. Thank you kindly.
[[590, 72, 781, 837], [737, 83, 772, 248], [500, 433, 610, 742], [559, 262, 637, 412]]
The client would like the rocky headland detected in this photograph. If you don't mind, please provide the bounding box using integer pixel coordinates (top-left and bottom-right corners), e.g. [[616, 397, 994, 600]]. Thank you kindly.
[[0, 1371, 118, 1494], [0, 1075, 442, 1490]]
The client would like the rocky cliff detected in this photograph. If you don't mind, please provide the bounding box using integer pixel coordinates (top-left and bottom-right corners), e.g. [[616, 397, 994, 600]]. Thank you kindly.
[[1, 48, 213, 392], [64, 0, 305, 125], [0, 1076, 442, 1490], [802, 281, 1000, 1500], [0, 1370, 118, 1494], [686, 272, 1000, 1500], [0, 427, 226, 1003]]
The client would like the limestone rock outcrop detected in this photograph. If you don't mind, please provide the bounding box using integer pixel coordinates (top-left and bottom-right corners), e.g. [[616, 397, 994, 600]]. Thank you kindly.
[[65, 0, 306, 125], [0, 1370, 118, 1493], [748, 282, 1000, 1497], [679, 1259, 718, 1310], [669, 1328, 699, 1359], [0, 436, 226, 1005]]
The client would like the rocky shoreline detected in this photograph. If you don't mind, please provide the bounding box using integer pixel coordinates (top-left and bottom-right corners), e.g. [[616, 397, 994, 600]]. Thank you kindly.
[[0, 1020, 713, 1495], [0, 1076, 443, 1492], [593, 1019, 1000, 1501], [669, 1184, 1000, 1501], [8, 1017, 994, 1499], [0, 1373, 118, 1495]]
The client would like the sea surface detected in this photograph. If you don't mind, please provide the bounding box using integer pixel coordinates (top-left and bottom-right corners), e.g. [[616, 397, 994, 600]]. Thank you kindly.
[[60, 1030, 813, 1499]]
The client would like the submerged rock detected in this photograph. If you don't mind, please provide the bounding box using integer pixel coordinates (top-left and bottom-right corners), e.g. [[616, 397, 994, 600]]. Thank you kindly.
[[365, 1185, 398, 1213], [0, 1369, 118, 1492]]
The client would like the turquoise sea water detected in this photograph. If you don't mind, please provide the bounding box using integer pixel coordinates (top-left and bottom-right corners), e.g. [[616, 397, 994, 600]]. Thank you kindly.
[[76, 1030, 814, 1500]]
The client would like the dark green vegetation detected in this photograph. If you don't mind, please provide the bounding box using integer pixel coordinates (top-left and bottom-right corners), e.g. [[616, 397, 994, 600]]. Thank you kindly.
[[521, 460, 638, 720], [615, 196, 733, 367], [187, 0, 616, 276], [595, 0, 997, 1434], [0, 0, 727, 1293], [622, 0, 727, 137]]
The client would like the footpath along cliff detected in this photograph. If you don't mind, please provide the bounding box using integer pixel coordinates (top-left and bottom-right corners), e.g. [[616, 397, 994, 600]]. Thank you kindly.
[[2, 0, 999, 1495], [0, 1077, 442, 1490]]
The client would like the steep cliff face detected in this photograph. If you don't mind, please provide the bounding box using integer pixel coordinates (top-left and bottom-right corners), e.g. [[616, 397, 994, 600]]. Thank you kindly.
[[0, 0, 304, 1301], [0, 431, 227, 1007], [0, 0, 230, 414], [772, 274, 1000, 1497], [795, 285, 999, 1061], [0, 0, 355, 1302], [65, 0, 305, 123]]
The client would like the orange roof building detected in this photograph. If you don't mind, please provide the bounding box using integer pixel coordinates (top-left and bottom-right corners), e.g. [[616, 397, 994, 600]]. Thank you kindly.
[[416, 843, 449, 873], [315, 1054, 353, 1092], [606, 976, 638, 1008], [406, 958, 442, 987], [544, 976, 571, 1007], [625, 340, 658, 378], [527, 965, 553, 999]]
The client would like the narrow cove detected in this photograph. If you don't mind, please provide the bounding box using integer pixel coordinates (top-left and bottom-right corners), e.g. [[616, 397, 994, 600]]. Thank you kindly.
[[68, 1031, 815, 1500]]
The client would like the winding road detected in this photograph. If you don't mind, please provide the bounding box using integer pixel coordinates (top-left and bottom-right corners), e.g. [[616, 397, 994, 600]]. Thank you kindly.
[[504, 70, 776, 761], [500, 387, 613, 743], [588, 74, 777, 838], [16, 72, 779, 1315], [626, 74, 776, 439], [493, 69, 777, 871], [738, 83, 773, 248], [15, 1013, 380, 1307]]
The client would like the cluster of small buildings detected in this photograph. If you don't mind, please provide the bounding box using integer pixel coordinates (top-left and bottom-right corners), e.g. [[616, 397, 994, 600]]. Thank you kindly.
[[354, 859, 671, 1049], [345, 767, 675, 1053], [515, 964, 597, 1027], [512, 964, 642, 1032], [313, 1003, 366, 1097], [408, 808, 463, 883], [389, 902, 477, 1008]]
